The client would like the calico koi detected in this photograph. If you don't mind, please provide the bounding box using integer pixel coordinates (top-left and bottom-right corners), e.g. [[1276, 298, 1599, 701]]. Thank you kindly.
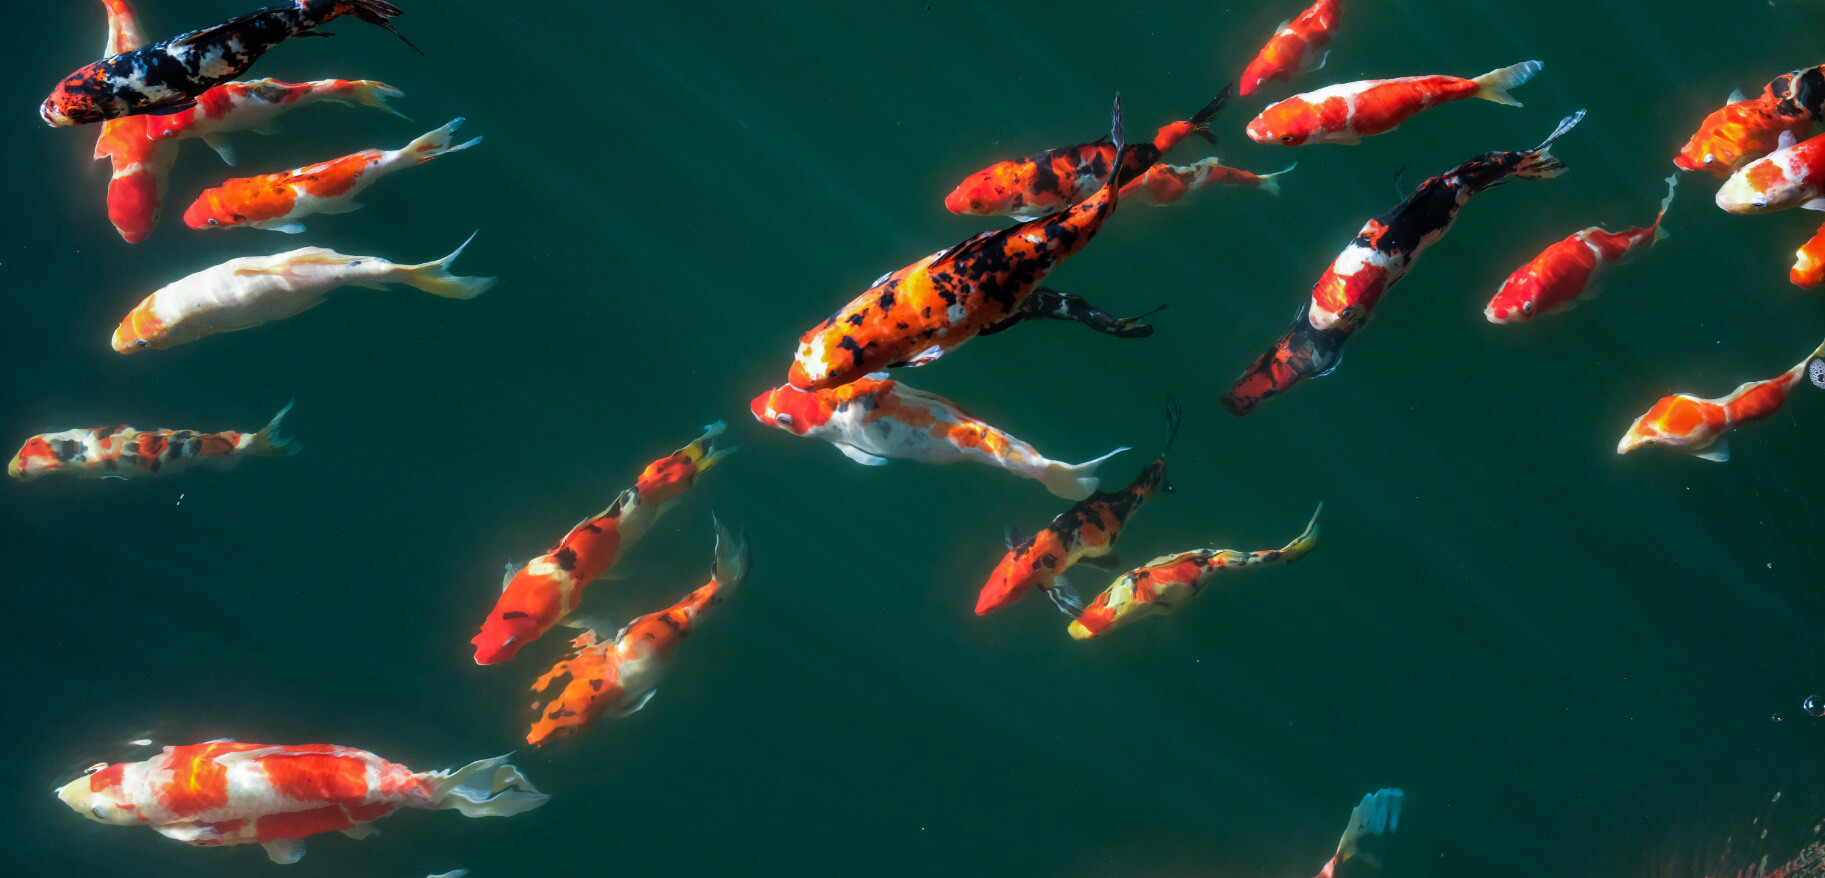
[[9, 403, 296, 481], [1245, 60, 1541, 146], [976, 399, 1179, 617], [1617, 338, 1825, 462], [526, 517, 750, 746], [1312, 789, 1404, 878], [1120, 157, 1296, 205], [144, 78, 407, 165], [1793, 221, 1825, 289], [1237, 0, 1343, 97], [93, 0, 179, 243], [1675, 67, 1825, 177], [751, 372, 1127, 500], [1221, 111, 1584, 415], [184, 117, 479, 232], [1067, 504, 1320, 640], [112, 233, 493, 353], [55, 742, 546, 864], [1716, 129, 1825, 214], [472, 423, 732, 665], [1485, 174, 1677, 323], [42, 0, 418, 127]]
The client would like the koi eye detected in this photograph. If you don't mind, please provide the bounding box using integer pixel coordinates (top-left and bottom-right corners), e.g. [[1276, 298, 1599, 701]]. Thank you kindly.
[[1753, 199, 1769, 209], [90, 806, 107, 819], [774, 414, 794, 427], [1339, 306, 1355, 319], [132, 339, 150, 348], [1521, 301, 1535, 316], [206, 218, 219, 226], [1279, 135, 1293, 143], [83, 763, 106, 775]]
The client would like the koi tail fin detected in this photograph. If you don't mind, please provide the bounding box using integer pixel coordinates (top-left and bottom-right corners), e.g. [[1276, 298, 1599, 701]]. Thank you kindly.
[[692, 420, 738, 474], [343, 0, 423, 55], [1037, 446, 1130, 501], [1104, 92, 1130, 199], [423, 754, 549, 817], [251, 401, 300, 456], [1650, 173, 1678, 245], [710, 514, 751, 590], [1160, 397, 1183, 457], [1184, 87, 1232, 144], [353, 81, 410, 120], [1514, 108, 1586, 180], [1255, 161, 1298, 196], [1470, 60, 1543, 107], [399, 117, 482, 165], [400, 231, 498, 299], [1332, 788, 1405, 872], [1279, 502, 1323, 561]]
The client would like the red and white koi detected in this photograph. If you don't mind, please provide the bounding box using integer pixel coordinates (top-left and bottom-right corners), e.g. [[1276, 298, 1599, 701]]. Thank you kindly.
[[1716, 129, 1825, 214], [1484, 174, 1677, 323], [1067, 504, 1320, 640], [1245, 60, 1542, 146], [1618, 338, 1825, 461], [1120, 157, 1295, 205], [112, 233, 493, 353], [472, 423, 732, 665], [183, 117, 479, 233], [1237, 0, 1343, 97], [9, 403, 295, 481], [144, 78, 407, 165], [526, 517, 750, 746], [1675, 67, 1824, 177], [1793, 221, 1825, 289], [55, 742, 546, 864], [750, 373, 1126, 500], [93, 0, 179, 243]]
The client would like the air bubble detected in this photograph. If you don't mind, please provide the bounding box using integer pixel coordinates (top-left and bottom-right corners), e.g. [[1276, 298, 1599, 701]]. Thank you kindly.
[[1810, 358, 1825, 389], [1805, 695, 1824, 717]]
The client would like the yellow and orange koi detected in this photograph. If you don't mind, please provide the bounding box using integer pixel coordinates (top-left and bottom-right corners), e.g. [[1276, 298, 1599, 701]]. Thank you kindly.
[[144, 77, 406, 165], [9, 403, 295, 481], [1238, 0, 1343, 97], [93, 0, 178, 243], [1120, 157, 1295, 205], [1793, 221, 1825, 289], [1484, 174, 1676, 323], [1618, 338, 1825, 461], [1246, 60, 1541, 146], [1675, 67, 1824, 177]]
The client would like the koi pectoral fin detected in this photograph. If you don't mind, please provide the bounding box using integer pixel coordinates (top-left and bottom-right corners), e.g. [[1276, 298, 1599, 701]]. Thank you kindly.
[[835, 444, 889, 466], [1077, 554, 1122, 571], [1045, 576, 1085, 618]]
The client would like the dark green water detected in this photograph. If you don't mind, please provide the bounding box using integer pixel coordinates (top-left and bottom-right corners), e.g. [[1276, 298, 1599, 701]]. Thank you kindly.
[[4, 1, 1825, 875]]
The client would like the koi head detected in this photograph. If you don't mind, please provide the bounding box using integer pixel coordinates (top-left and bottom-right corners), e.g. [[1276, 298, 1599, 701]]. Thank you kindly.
[[944, 161, 1033, 216], [1245, 98, 1321, 146], [8, 436, 63, 481], [40, 80, 104, 127], [106, 167, 164, 245], [1483, 284, 1539, 324], [634, 421, 731, 505], [1617, 394, 1723, 456], [56, 762, 137, 824], [111, 296, 169, 354], [750, 385, 831, 435], [182, 189, 248, 230], [975, 533, 1062, 616], [473, 610, 544, 665], [1066, 596, 1119, 640]]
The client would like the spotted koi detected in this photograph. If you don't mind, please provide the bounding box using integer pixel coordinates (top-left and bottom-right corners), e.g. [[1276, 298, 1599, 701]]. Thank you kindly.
[[526, 517, 750, 746], [1485, 174, 1676, 323], [1068, 504, 1320, 640], [1618, 338, 1825, 462], [1246, 60, 1541, 146], [1238, 0, 1343, 97], [55, 743, 546, 864], [144, 77, 407, 165], [1121, 157, 1296, 205], [42, 0, 417, 127], [976, 398, 1179, 617], [1793, 221, 1825, 289], [9, 402, 296, 481], [472, 423, 732, 665], [1675, 67, 1825, 177], [184, 117, 478, 233], [1716, 129, 1825, 214], [93, 0, 179, 243]]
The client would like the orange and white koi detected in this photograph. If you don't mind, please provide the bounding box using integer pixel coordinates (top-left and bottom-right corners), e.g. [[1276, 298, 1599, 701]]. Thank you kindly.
[[55, 742, 546, 864], [751, 373, 1126, 500], [472, 423, 732, 665], [1245, 60, 1541, 146], [1793, 221, 1825, 289], [1067, 504, 1320, 640], [1485, 174, 1677, 323], [183, 117, 479, 233], [526, 517, 750, 747], [1618, 338, 1825, 461], [1312, 789, 1404, 878], [94, 0, 179, 244], [1237, 0, 1343, 97], [1120, 157, 1296, 205], [144, 78, 407, 165], [112, 233, 493, 353], [976, 399, 1179, 617], [9, 403, 295, 481], [1675, 67, 1824, 177], [1716, 129, 1825, 214]]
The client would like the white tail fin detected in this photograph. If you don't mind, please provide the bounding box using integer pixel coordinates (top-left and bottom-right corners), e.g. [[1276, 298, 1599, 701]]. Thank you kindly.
[[710, 514, 751, 588], [1471, 60, 1543, 106], [1335, 788, 1405, 867], [250, 400, 300, 456], [400, 231, 497, 299], [398, 117, 482, 165], [1256, 161, 1298, 196], [1651, 173, 1678, 245], [425, 754, 549, 817], [354, 81, 410, 119], [1037, 446, 1129, 500]]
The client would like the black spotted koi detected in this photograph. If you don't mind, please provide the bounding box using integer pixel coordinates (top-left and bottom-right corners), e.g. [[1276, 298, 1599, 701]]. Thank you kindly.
[[9, 403, 297, 481]]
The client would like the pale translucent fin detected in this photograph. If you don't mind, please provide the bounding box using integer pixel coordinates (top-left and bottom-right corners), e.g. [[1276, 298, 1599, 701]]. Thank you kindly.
[[1780, 129, 1799, 151], [1471, 60, 1543, 107], [251, 400, 300, 456], [1651, 173, 1678, 246], [836, 443, 888, 466], [1045, 576, 1085, 617], [1696, 438, 1731, 462], [558, 613, 614, 632], [427, 872, 471, 878], [339, 822, 378, 839], [1727, 87, 1747, 104], [261, 221, 307, 234], [1256, 162, 1297, 196], [203, 133, 236, 165], [611, 688, 657, 717], [710, 513, 751, 588], [1036, 445, 1129, 500], [425, 754, 550, 817], [399, 231, 497, 299], [261, 838, 306, 864], [401, 117, 483, 164], [1282, 502, 1323, 559], [357, 83, 410, 119], [1336, 788, 1405, 865]]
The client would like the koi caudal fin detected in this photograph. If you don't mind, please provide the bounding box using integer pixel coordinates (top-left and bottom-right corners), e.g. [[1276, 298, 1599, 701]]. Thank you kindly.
[[342, 0, 424, 55], [423, 754, 549, 817], [353, 81, 409, 119], [1330, 788, 1404, 874], [1470, 60, 1543, 107], [1514, 108, 1587, 180], [710, 514, 751, 590], [400, 232, 498, 299], [400, 117, 482, 165], [1651, 173, 1678, 246], [251, 401, 300, 456], [1038, 446, 1129, 501]]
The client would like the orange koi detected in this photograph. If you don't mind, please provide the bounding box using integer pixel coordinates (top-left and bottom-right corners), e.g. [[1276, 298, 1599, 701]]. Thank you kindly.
[[9, 402, 295, 481], [1485, 174, 1676, 323], [976, 399, 1179, 617], [1237, 0, 1343, 97], [1716, 129, 1825, 214], [472, 423, 732, 665], [1119, 157, 1296, 205], [526, 517, 750, 747], [1793, 221, 1825, 289], [1618, 339, 1825, 461], [93, 0, 178, 243], [1313, 789, 1404, 878], [56, 743, 545, 864], [1068, 504, 1320, 640], [183, 117, 479, 233], [1675, 67, 1824, 177], [144, 77, 406, 165], [1246, 60, 1541, 146]]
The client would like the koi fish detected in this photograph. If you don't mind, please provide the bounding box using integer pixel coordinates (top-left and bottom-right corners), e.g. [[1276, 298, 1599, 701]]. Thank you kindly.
[[1238, 0, 1343, 97], [1221, 111, 1584, 415], [9, 402, 296, 481], [1716, 129, 1825, 214], [792, 92, 1226, 392], [526, 517, 750, 746], [1675, 67, 1825, 177], [144, 78, 407, 165], [1618, 338, 1825, 462], [55, 742, 546, 864], [184, 117, 479, 233], [1121, 157, 1296, 205], [1246, 60, 1541, 146], [1313, 788, 1404, 878], [1067, 504, 1320, 640], [112, 233, 493, 353], [1793, 221, 1825, 289], [42, 0, 418, 127], [472, 423, 732, 665], [1485, 174, 1677, 323], [751, 373, 1127, 500], [976, 399, 1179, 617], [93, 0, 179, 243], [943, 99, 1222, 219]]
